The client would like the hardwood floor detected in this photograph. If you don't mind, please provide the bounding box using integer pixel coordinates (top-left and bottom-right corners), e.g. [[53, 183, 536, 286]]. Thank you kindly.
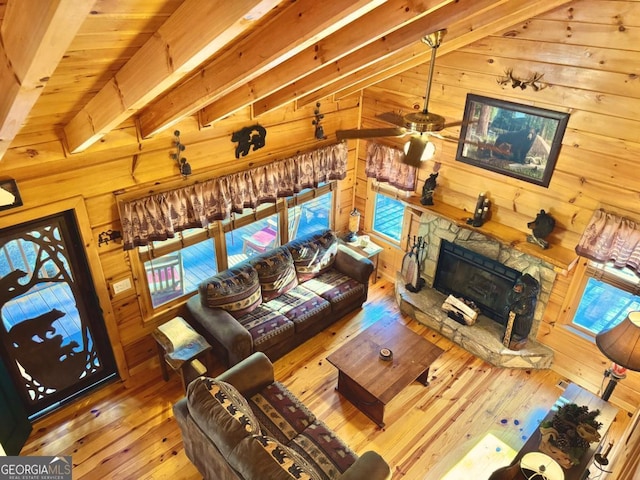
[[21, 280, 631, 479]]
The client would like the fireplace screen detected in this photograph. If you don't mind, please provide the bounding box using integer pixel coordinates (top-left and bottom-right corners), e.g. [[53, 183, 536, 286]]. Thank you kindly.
[[433, 240, 521, 324]]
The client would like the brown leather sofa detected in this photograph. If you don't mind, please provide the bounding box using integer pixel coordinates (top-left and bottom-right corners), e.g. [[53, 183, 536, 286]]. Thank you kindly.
[[173, 352, 392, 480], [186, 229, 373, 366]]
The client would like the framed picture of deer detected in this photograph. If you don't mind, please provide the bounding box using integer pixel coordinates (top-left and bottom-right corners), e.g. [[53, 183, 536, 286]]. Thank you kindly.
[[455, 94, 569, 187]]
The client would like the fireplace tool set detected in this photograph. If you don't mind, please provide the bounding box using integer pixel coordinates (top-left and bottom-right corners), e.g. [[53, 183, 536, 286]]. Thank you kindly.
[[402, 235, 426, 292]]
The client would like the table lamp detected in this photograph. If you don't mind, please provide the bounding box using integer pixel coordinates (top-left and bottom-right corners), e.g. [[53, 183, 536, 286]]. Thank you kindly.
[[346, 208, 361, 242], [520, 452, 564, 480], [595, 311, 640, 400]]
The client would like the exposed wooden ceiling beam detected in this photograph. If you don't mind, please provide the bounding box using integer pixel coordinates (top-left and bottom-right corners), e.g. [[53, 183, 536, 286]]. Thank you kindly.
[[250, 0, 506, 117], [63, 0, 280, 154], [297, 0, 572, 106], [0, 0, 94, 161], [199, 0, 457, 126], [313, 0, 575, 106], [136, 0, 386, 139]]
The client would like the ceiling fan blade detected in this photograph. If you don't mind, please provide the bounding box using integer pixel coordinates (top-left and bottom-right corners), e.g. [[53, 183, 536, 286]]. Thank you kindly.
[[336, 127, 406, 141], [402, 135, 427, 167], [376, 111, 406, 128], [443, 120, 463, 129], [428, 131, 458, 143]]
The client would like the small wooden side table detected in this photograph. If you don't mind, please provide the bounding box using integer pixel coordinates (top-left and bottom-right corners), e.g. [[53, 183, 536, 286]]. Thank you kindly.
[[152, 316, 212, 391], [342, 238, 384, 283]]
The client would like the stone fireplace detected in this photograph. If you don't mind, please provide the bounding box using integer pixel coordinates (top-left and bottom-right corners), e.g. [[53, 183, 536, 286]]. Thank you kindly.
[[396, 212, 556, 369]]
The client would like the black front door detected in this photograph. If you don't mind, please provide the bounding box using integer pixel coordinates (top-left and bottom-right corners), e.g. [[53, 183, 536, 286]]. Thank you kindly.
[[0, 210, 117, 421], [0, 357, 32, 455]]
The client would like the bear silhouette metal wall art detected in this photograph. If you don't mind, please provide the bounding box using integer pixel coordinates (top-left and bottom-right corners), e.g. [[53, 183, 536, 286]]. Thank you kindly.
[[232, 124, 267, 158]]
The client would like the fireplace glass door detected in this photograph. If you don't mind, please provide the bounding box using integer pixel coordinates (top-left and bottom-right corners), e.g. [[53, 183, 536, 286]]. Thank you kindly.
[[433, 240, 521, 323]]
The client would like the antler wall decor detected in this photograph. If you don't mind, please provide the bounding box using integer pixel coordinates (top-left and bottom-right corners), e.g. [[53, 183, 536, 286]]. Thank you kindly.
[[171, 130, 191, 178], [497, 69, 547, 91]]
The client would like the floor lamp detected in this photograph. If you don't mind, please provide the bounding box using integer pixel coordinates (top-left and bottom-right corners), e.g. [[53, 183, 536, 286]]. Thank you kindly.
[[595, 311, 640, 401]]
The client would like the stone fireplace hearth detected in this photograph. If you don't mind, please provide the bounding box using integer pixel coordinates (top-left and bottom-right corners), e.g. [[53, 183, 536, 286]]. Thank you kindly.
[[395, 212, 555, 369]]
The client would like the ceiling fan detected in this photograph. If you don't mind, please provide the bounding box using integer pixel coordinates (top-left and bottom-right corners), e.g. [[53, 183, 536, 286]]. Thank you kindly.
[[336, 29, 461, 167]]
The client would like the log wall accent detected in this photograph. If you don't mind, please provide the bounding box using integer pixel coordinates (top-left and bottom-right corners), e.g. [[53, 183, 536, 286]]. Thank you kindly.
[[355, 0, 640, 412], [0, 95, 361, 383]]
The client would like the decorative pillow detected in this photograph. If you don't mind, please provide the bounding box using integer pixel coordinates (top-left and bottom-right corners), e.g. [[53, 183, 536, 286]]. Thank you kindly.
[[199, 263, 262, 318], [249, 381, 316, 444], [286, 230, 338, 282], [251, 246, 299, 302], [289, 420, 358, 479], [229, 434, 322, 480], [186, 377, 261, 460]]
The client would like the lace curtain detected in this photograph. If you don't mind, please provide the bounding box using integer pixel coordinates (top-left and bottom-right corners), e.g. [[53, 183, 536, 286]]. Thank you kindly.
[[364, 141, 417, 191], [120, 143, 347, 250], [576, 208, 640, 272]]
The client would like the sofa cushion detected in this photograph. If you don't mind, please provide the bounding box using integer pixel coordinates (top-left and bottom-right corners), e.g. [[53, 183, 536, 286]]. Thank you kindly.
[[287, 230, 338, 281], [200, 263, 262, 318], [249, 381, 316, 444], [266, 285, 331, 332], [230, 434, 322, 480], [300, 270, 365, 309], [186, 377, 261, 460], [237, 304, 294, 351], [289, 420, 359, 480], [251, 246, 299, 302]]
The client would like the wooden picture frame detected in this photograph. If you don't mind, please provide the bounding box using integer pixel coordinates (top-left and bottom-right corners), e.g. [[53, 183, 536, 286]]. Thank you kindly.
[[0, 179, 23, 211], [455, 94, 569, 187]]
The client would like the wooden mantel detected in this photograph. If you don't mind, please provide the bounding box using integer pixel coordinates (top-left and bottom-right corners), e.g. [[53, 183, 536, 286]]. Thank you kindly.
[[404, 195, 579, 274]]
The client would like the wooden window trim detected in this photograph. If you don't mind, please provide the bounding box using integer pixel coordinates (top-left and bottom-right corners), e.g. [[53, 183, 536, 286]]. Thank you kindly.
[[366, 181, 407, 246], [133, 184, 336, 322]]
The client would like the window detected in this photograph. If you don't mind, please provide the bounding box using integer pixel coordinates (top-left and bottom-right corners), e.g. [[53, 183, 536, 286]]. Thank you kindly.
[[135, 183, 336, 317], [372, 192, 403, 242], [290, 190, 332, 239], [141, 228, 218, 309], [572, 262, 640, 335], [226, 213, 280, 267]]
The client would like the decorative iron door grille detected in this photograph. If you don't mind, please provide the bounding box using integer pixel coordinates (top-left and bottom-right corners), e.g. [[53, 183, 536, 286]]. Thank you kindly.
[[0, 210, 117, 419]]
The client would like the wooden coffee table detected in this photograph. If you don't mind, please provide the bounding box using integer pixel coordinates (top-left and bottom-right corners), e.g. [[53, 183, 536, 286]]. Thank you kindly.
[[326, 319, 444, 427]]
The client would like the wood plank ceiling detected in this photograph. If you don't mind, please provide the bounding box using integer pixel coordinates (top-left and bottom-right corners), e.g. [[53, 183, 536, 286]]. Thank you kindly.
[[0, 0, 573, 162]]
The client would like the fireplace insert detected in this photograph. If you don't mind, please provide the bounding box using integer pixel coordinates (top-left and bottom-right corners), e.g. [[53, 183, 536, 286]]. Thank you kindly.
[[433, 240, 521, 324]]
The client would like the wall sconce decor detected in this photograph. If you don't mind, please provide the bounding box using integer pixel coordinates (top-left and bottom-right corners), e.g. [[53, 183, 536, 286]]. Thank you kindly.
[[171, 130, 191, 178], [0, 179, 23, 211], [98, 229, 122, 247], [312, 102, 326, 140], [231, 124, 267, 158], [497, 69, 547, 91]]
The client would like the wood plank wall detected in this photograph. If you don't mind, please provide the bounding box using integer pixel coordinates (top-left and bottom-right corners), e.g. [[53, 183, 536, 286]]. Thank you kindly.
[[354, 0, 640, 412], [0, 94, 361, 383]]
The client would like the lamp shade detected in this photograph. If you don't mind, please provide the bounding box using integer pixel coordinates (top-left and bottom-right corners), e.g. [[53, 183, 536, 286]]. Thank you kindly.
[[595, 311, 640, 371], [520, 452, 564, 480]]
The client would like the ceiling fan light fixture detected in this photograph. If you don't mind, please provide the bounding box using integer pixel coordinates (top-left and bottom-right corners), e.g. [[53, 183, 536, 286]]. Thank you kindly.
[[403, 138, 435, 162], [422, 141, 436, 161]]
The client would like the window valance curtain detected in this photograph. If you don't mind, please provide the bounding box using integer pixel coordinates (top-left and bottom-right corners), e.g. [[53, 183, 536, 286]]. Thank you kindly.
[[120, 143, 347, 250], [576, 208, 640, 272], [364, 141, 417, 191]]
